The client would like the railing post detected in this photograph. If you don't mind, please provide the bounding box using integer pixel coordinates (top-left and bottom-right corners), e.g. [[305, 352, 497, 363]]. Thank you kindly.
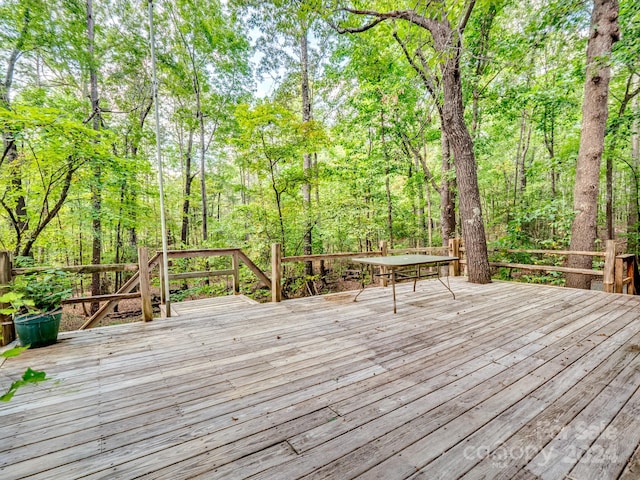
[[232, 251, 240, 294], [0, 251, 15, 346], [138, 247, 153, 322], [603, 240, 616, 293], [615, 256, 624, 294], [271, 243, 282, 302], [379, 240, 388, 287], [449, 237, 461, 276]]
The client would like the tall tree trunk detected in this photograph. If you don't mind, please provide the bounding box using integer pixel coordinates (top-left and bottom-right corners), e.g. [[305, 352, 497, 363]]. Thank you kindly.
[[543, 104, 557, 200], [1, 7, 31, 254], [440, 52, 491, 283], [440, 131, 456, 246], [301, 27, 313, 275], [381, 109, 393, 247], [181, 130, 195, 245], [198, 95, 207, 243], [514, 109, 532, 205], [566, 0, 619, 289], [336, 2, 491, 282], [606, 151, 614, 239], [87, 0, 102, 313], [628, 93, 639, 253]]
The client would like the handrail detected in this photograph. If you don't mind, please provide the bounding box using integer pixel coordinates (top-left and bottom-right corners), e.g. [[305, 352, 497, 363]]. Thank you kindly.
[[75, 248, 272, 329], [79, 252, 162, 329]]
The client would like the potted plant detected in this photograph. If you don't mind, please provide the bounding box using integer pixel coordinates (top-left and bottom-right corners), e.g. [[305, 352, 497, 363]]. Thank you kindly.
[[0, 269, 71, 348]]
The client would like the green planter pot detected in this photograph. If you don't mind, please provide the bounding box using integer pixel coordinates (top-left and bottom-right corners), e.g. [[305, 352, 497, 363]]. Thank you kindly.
[[14, 310, 62, 348]]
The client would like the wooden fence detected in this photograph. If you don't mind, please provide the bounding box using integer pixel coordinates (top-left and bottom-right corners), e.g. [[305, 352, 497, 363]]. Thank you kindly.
[[0, 248, 271, 345]]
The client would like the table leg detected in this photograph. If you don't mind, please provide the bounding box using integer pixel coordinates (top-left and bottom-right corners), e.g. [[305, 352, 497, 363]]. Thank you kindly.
[[392, 269, 397, 314], [436, 263, 456, 299], [353, 274, 366, 302]]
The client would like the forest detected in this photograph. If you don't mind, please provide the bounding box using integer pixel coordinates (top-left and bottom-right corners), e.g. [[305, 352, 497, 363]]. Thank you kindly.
[[0, 0, 638, 294]]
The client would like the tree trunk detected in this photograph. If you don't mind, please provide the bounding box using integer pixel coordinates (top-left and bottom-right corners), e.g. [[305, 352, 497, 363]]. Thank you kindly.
[[87, 0, 102, 313], [301, 27, 313, 276], [198, 95, 207, 243], [440, 131, 456, 246], [566, 0, 619, 289], [606, 154, 614, 239], [440, 52, 491, 283], [380, 109, 394, 248], [514, 109, 533, 206], [181, 130, 195, 245], [1, 8, 31, 254], [628, 93, 639, 253], [543, 104, 557, 200]]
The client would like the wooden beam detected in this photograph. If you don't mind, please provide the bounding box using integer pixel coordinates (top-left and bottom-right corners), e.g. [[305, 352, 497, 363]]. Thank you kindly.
[[163, 248, 239, 259], [615, 257, 624, 293], [237, 250, 272, 288], [167, 270, 234, 281], [460, 248, 606, 257], [489, 261, 604, 276], [0, 251, 14, 346], [80, 252, 161, 329], [282, 251, 383, 263], [271, 243, 282, 303], [232, 252, 240, 294], [448, 238, 461, 276], [62, 292, 141, 304], [603, 240, 616, 293], [138, 247, 153, 322], [13, 263, 139, 276]]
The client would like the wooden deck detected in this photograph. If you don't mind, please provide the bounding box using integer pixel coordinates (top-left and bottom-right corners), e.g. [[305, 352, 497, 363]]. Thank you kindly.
[[160, 294, 259, 317], [2, 278, 640, 479]]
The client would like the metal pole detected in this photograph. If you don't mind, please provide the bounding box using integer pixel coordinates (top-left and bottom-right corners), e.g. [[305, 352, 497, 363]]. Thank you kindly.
[[148, 0, 171, 317]]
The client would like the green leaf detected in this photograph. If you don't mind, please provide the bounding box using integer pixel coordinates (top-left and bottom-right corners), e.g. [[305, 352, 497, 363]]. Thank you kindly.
[[1, 346, 29, 358]]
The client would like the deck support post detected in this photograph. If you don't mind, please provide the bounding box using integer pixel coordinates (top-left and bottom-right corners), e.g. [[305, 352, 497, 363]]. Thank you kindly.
[[449, 238, 461, 276], [232, 251, 240, 294], [615, 257, 624, 293], [0, 251, 14, 346], [603, 240, 616, 293], [138, 247, 153, 322], [271, 243, 282, 302], [379, 241, 388, 287]]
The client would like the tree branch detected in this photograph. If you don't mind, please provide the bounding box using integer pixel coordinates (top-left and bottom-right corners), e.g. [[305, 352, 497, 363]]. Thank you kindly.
[[457, 0, 477, 36], [333, 8, 440, 35]]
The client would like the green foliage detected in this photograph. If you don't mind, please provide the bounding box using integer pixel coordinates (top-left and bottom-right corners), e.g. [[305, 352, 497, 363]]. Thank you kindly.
[[2, 270, 72, 314], [0, 367, 47, 402], [0, 0, 637, 294]]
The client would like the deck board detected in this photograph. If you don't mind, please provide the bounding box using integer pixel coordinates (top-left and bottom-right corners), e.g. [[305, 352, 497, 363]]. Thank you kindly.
[[1, 278, 640, 479]]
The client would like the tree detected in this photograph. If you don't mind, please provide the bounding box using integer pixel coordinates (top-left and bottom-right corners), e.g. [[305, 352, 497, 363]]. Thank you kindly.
[[566, 0, 619, 289], [233, 0, 328, 274], [86, 0, 102, 312], [331, 1, 491, 283], [234, 101, 323, 254], [0, 1, 48, 251]]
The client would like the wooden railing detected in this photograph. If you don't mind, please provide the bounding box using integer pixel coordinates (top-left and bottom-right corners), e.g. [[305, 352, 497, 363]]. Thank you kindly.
[[458, 239, 635, 294], [270, 238, 636, 302], [270, 240, 457, 302], [0, 248, 271, 343]]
